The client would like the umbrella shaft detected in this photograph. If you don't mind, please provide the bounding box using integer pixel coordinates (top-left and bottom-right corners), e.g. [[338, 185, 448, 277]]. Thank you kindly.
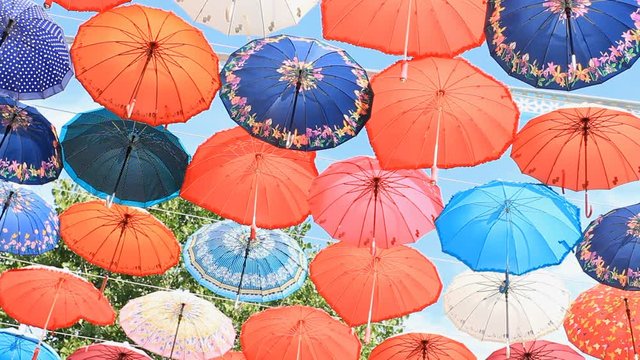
[[625, 298, 638, 356], [0, 19, 15, 47], [168, 303, 185, 359], [0, 124, 12, 151], [0, 190, 14, 220], [112, 145, 133, 196]]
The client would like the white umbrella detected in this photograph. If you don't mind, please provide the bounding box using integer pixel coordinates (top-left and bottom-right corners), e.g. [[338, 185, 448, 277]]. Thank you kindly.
[[175, 0, 318, 36], [444, 270, 570, 357]]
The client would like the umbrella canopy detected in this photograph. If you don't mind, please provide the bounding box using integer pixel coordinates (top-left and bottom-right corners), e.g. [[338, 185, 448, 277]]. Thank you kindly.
[[71, 5, 220, 126], [181, 127, 317, 229], [0, 97, 61, 185], [220, 35, 372, 151], [120, 290, 235, 360], [183, 220, 307, 304], [565, 284, 640, 360], [308, 156, 443, 249], [0, 181, 58, 256], [60, 108, 189, 208], [0, 328, 60, 360], [60, 200, 180, 289], [0, 0, 72, 100], [241, 306, 361, 360], [445, 271, 569, 351], [365, 57, 518, 178], [486, 0, 640, 90], [436, 180, 582, 275], [43, 0, 130, 11], [177, 0, 317, 36], [369, 333, 475, 360], [211, 352, 245, 360], [321, 0, 486, 58], [68, 342, 151, 360], [511, 106, 640, 217], [310, 242, 441, 342], [487, 340, 584, 360]]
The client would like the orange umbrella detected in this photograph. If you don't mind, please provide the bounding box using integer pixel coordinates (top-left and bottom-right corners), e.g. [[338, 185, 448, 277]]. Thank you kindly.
[[241, 306, 361, 360], [310, 243, 442, 342], [43, 0, 129, 11], [181, 127, 318, 230], [564, 284, 640, 360], [366, 57, 519, 179], [211, 352, 245, 360], [0, 265, 115, 359], [511, 106, 640, 217], [71, 5, 220, 126], [369, 333, 475, 360], [60, 200, 180, 291]]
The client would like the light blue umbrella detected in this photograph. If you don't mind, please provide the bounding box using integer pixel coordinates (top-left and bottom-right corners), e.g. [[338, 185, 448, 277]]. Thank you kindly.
[[436, 180, 581, 275], [183, 220, 308, 304], [0, 328, 60, 360]]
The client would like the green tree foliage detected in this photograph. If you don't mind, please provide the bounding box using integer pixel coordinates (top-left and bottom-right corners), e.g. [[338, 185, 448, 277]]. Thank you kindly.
[[0, 180, 403, 358]]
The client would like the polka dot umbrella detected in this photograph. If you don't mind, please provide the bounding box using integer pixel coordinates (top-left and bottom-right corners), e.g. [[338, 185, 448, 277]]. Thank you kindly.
[[0, 0, 72, 100]]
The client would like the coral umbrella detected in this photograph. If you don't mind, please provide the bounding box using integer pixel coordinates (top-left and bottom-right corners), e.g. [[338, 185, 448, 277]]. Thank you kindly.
[[211, 352, 245, 360], [71, 5, 220, 126], [120, 290, 235, 360], [487, 340, 584, 360], [565, 284, 640, 360], [68, 342, 151, 360], [366, 57, 519, 178], [308, 156, 443, 250], [0, 265, 115, 359], [0, 328, 60, 360], [310, 242, 441, 342], [241, 306, 361, 360], [511, 106, 640, 217], [181, 127, 317, 229], [43, 0, 130, 11], [60, 200, 180, 291], [369, 333, 475, 360]]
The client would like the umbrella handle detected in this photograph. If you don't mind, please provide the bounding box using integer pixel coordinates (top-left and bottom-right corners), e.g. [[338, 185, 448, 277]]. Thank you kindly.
[[43, 0, 52, 8], [31, 347, 40, 360], [584, 192, 593, 218]]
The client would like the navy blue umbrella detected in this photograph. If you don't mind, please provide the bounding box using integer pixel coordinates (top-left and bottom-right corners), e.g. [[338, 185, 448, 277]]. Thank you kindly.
[[220, 35, 373, 151], [60, 108, 189, 208], [485, 0, 640, 90], [0, 0, 72, 99], [0, 96, 61, 185]]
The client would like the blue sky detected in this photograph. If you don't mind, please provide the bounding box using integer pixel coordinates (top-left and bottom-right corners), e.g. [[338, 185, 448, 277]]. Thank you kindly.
[[24, 1, 640, 358]]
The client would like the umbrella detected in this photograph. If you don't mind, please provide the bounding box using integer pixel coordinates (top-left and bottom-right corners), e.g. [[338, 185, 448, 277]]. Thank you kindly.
[[60, 108, 189, 208], [369, 333, 475, 360], [176, 0, 317, 36], [240, 306, 361, 360], [309, 242, 441, 342], [0, 181, 58, 256], [486, 0, 640, 90], [0, 0, 72, 100], [0, 328, 60, 360], [43, 0, 130, 11], [0, 265, 115, 359], [71, 5, 220, 126], [181, 127, 317, 229], [308, 156, 443, 250], [120, 290, 235, 360], [60, 200, 180, 291], [565, 284, 640, 360], [68, 342, 151, 360], [0, 96, 61, 185], [183, 220, 307, 304], [365, 57, 519, 177], [211, 352, 245, 360], [511, 106, 640, 217], [220, 35, 373, 151], [435, 180, 582, 275], [445, 271, 570, 356], [487, 340, 584, 360]]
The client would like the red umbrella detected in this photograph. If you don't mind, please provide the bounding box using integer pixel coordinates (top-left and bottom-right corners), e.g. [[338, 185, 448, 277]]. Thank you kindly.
[[43, 0, 129, 11], [310, 243, 441, 342], [369, 333, 475, 360], [68, 342, 152, 360], [308, 156, 442, 250], [487, 340, 584, 360], [211, 352, 246, 360]]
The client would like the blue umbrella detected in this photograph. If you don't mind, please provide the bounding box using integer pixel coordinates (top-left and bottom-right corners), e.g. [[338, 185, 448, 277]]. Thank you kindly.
[[60, 108, 189, 208], [485, 0, 640, 90], [0, 0, 72, 99], [436, 180, 582, 275], [220, 34, 373, 151], [0, 96, 61, 185], [0, 181, 58, 255], [0, 328, 60, 360], [183, 220, 307, 304], [577, 203, 640, 290]]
